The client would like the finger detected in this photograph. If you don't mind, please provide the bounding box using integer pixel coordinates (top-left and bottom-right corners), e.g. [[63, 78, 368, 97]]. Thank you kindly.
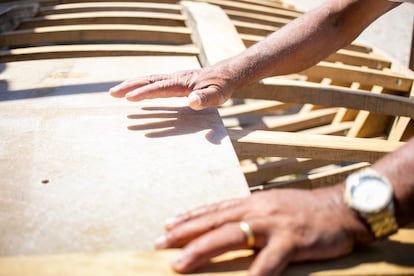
[[188, 86, 226, 110], [156, 202, 246, 249], [124, 78, 192, 101], [171, 222, 252, 273], [109, 74, 169, 98], [164, 198, 243, 230], [249, 237, 293, 276]]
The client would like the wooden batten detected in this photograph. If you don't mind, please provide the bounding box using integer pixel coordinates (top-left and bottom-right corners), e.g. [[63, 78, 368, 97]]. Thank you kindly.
[[229, 129, 405, 162], [17, 11, 186, 29], [0, 24, 192, 47], [0, 44, 199, 62], [38, 2, 182, 16]]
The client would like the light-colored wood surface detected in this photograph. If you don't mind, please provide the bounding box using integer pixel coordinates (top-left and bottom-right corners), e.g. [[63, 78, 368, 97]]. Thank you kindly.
[[0, 228, 413, 276], [229, 129, 404, 162], [0, 56, 249, 255]]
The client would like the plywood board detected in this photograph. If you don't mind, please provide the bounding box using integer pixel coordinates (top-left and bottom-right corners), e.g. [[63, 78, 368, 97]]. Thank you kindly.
[[0, 56, 249, 256]]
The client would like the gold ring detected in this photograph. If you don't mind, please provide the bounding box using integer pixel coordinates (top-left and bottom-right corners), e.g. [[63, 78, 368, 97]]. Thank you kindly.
[[240, 221, 255, 248]]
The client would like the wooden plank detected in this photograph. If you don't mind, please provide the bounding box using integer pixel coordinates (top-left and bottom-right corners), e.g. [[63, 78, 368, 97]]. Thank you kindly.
[[181, 1, 245, 66], [38, 2, 182, 16], [1, 228, 413, 275], [0, 44, 199, 63], [300, 121, 354, 136], [243, 158, 333, 186], [301, 61, 413, 92], [194, 0, 301, 19], [0, 24, 192, 47], [225, 8, 291, 27], [241, 107, 338, 131], [0, 56, 249, 255], [232, 19, 278, 37], [228, 129, 404, 162], [235, 79, 414, 118], [260, 162, 370, 190], [36, 0, 179, 6], [218, 99, 294, 117], [326, 49, 391, 70], [18, 11, 186, 29]]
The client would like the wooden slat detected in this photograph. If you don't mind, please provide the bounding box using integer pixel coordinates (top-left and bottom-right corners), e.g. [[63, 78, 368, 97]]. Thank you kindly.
[[38, 2, 182, 16], [235, 79, 414, 118], [259, 162, 370, 190], [241, 107, 338, 131], [37, 0, 179, 6], [232, 19, 278, 37], [326, 49, 392, 70], [0, 24, 192, 47], [0, 44, 199, 63], [194, 0, 301, 19], [18, 11, 186, 29], [229, 129, 404, 162], [225, 8, 291, 27], [302, 61, 413, 92], [243, 158, 334, 186], [218, 100, 294, 117]]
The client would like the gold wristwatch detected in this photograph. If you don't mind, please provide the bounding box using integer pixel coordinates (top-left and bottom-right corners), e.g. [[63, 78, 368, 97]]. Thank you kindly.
[[344, 168, 398, 239]]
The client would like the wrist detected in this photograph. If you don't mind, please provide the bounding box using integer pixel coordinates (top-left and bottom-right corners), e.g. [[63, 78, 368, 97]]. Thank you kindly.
[[317, 183, 376, 245]]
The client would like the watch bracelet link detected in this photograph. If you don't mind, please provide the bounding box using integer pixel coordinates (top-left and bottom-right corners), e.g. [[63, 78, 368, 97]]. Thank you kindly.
[[364, 207, 399, 239]]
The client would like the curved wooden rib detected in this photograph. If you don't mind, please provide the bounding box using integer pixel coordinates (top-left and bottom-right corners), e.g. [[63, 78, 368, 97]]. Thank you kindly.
[[38, 2, 182, 16], [0, 44, 199, 62], [18, 11, 186, 29], [0, 24, 192, 47], [236, 79, 414, 118]]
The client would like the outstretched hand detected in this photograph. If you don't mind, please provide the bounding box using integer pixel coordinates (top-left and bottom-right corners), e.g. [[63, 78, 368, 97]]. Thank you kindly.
[[155, 186, 373, 276], [109, 65, 239, 110]]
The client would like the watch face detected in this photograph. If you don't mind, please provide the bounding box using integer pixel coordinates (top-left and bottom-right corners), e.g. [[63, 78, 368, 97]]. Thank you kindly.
[[351, 176, 392, 213]]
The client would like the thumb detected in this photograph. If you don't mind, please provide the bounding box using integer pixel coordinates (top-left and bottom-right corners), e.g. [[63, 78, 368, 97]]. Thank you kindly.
[[188, 87, 226, 110]]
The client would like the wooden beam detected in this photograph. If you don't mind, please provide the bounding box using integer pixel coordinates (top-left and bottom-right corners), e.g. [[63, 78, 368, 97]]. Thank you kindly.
[[301, 61, 413, 92], [235, 79, 414, 118], [229, 129, 404, 162]]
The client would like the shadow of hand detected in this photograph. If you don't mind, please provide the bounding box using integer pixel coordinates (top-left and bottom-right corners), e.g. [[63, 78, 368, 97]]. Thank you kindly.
[[127, 105, 227, 145]]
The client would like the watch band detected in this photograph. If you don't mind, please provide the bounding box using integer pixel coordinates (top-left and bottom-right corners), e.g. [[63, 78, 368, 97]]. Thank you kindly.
[[364, 204, 398, 239]]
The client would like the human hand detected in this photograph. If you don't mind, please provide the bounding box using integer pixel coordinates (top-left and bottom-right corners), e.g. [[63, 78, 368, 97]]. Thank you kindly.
[[109, 65, 239, 110], [155, 186, 374, 276]]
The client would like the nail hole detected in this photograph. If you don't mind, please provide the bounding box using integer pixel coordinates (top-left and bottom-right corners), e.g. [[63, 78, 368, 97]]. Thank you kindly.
[[41, 179, 50, 184], [396, 79, 402, 86]]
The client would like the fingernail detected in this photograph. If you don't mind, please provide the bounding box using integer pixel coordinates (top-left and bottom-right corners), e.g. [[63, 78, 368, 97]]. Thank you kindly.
[[173, 249, 191, 270], [165, 217, 178, 228], [188, 93, 204, 111], [155, 235, 167, 248]]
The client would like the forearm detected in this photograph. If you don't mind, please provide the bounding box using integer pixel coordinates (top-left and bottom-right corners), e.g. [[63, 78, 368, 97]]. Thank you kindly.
[[217, 0, 398, 88]]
